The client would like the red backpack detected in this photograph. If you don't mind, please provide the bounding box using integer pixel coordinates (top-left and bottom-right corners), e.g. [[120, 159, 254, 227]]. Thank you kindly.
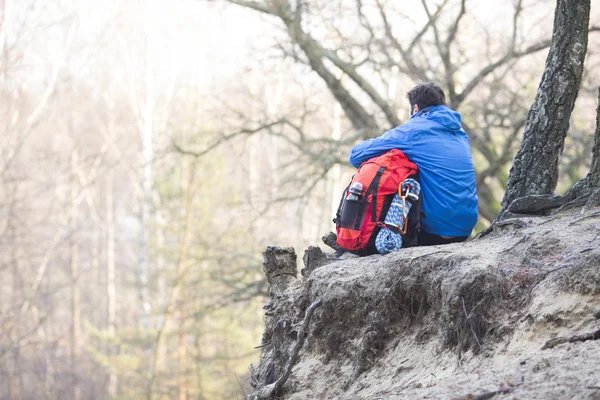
[[334, 149, 419, 256]]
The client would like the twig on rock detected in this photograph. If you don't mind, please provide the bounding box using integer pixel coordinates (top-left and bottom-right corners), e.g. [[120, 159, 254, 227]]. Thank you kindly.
[[542, 328, 600, 350], [477, 218, 528, 239], [539, 215, 560, 225], [494, 219, 529, 229], [451, 387, 514, 400], [473, 387, 515, 400], [500, 234, 529, 253], [568, 211, 600, 226]]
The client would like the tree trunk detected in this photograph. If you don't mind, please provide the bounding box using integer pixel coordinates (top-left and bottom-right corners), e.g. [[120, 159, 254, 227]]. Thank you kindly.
[[328, 102, 343, 222], [178, 318, 187, 400], [500, 0, 590, 212], [92, 228, 100, 326], [193, 327, 204, 399], [70, 150, 81, 400], [139, 0, 156, 330], [586, 88, 600, 188], [106, 170, 117, 398], [146, 161, 194, 400], [566, 88, 600, 198]]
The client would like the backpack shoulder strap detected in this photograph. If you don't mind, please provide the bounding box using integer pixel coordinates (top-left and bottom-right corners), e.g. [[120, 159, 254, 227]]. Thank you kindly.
[[363, 166, 386, 222]]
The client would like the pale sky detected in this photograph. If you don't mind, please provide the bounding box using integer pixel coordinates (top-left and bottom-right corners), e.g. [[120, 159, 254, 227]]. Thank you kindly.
[[5, 0, 599, 100]]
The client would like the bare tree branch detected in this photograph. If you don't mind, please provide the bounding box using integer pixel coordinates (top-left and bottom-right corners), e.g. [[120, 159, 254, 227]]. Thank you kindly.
[[375, 0, 429, 82], [226, 0, 275, 15], [279, 11, 379, 132], [172, 119, 287, 158], [444, 0, 466, 50], [320, 48, 401, 127], [407, 0, 449, 54], [421, 0, 458, 105], [457, 21, 600, 105]]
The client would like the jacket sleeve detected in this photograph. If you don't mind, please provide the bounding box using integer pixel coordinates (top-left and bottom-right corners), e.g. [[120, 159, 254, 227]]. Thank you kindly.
[[349, 126, 412, 168]]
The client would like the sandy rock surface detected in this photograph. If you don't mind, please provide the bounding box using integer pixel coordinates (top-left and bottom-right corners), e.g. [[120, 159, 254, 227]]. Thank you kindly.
[[249, 210, 600, 400]]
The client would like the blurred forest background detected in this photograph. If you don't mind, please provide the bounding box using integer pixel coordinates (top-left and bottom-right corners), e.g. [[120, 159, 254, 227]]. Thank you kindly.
[[0, 0, 599, 399]]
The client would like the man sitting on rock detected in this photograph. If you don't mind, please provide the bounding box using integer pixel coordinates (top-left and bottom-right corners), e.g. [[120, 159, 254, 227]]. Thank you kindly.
[[349, 82, 478, 245]]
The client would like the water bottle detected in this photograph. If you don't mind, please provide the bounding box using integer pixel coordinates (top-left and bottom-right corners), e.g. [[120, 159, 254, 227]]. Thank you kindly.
[[340, 182, 364, 229], [347, 182, 363, 200]]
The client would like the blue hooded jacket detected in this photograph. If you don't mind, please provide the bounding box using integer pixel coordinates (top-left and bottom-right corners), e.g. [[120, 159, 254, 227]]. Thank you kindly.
[[349, 105, 478, 237]]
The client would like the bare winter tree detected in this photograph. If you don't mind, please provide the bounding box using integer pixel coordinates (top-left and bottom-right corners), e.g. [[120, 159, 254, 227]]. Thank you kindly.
[[202, 0, 600, 225]]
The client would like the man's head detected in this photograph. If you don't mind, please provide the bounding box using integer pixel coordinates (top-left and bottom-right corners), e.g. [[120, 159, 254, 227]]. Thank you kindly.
[[407, 82, 446, 116]]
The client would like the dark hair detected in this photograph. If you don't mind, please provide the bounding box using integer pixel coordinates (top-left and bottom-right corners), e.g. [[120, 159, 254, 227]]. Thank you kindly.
[[407, 82, 446, 111]]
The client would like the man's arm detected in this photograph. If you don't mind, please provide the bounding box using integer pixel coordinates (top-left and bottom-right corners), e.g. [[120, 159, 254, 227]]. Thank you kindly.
[[349, 126, 411, 168]]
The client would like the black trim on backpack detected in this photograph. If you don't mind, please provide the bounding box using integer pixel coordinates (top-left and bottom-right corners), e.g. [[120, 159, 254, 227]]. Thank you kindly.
[[352, 199, 367, 231], [333, 183, 350, 225], [362, 166, 385, 223]]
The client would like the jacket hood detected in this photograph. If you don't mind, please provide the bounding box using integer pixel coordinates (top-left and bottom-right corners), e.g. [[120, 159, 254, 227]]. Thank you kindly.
[[414, 105, 462, 131]]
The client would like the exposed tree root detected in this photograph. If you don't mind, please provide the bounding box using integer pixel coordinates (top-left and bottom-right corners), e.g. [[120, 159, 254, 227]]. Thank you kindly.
[[499, 234, 529, 253], [483, 188, 600, 237], [477, 218, 528, 239], [507, 194, 565, 215], [581, 189, 600, 214], [248, 299, 323, 400], [568, 210, 600, 226], [551, 192, 591, 215], [542, 328, 600, 350], [451, 387, 514, 400]]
